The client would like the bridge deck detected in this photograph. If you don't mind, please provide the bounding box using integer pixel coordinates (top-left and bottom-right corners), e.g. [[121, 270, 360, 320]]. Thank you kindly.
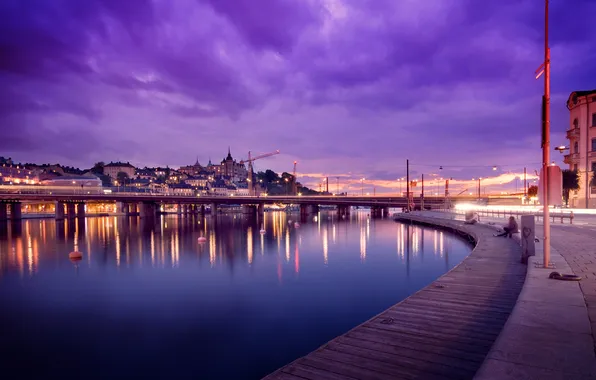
[[263, 215, 526, 380]]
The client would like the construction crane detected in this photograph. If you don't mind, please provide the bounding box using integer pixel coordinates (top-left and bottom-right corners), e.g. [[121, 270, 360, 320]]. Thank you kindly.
[[240, 150, 280, 196], [292, 161, 298, 195]]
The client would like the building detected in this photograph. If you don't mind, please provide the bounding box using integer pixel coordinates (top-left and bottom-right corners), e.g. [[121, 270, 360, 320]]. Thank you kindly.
[[135, 168, 156, 180], [564, 90, 596, 208], [0, 163, 38, 184], [217, 148, 248, 181], [185, 176, 210, 188], [103, 162, 136, 179], [178, 158, 203, 176]]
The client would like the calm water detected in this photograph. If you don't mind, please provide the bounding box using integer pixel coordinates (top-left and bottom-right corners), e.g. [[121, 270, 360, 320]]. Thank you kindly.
[[0, 211, 472, 379]]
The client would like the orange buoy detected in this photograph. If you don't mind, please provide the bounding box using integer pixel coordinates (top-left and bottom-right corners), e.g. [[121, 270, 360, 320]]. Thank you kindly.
[[69, 251, 83, 261]]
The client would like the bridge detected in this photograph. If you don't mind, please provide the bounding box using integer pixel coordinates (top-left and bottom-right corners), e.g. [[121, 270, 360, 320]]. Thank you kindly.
[[0, 192, 482, 220]]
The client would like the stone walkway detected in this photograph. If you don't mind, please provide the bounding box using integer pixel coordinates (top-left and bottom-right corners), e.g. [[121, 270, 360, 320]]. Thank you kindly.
[[550, 224, 596, 353]]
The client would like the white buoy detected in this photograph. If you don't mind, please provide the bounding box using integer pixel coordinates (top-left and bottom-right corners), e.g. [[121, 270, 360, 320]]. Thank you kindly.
[[69, 251, 83, 261], [260, 229, 266, 234], [198, 236, 207, 243], [294, 222, 300, 228]]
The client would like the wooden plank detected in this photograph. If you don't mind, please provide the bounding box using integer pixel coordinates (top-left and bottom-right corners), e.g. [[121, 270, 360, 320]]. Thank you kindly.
[[311, 348, 451, 380], [282, 363, 359, 380], [297, 355, 399, 380], [263, 219, 526, 380], [332, 336, 479, 376], [346, 328, 486, 363]]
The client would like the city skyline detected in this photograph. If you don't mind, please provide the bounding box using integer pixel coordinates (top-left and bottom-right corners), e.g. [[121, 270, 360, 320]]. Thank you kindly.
[[2, 0, 595, 186]]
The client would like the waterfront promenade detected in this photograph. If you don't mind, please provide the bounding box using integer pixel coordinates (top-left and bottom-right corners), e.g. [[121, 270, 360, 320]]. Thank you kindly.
[[264, 215, 526, 380], [264, 211, 596, 380]]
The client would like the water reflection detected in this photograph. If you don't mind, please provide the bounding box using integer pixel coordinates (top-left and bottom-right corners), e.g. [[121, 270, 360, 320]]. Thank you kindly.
[[0, 212, 463, 279], [0, 211, 470, 380]]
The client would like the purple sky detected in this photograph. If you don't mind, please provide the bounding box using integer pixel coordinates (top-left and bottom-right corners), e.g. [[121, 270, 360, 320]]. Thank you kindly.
[[1, 0, 595, 193]]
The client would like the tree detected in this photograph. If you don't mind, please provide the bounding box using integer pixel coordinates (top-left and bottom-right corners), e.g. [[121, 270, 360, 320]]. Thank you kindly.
[[117, 171, 129, 186], [562, 169, 580, 206], [527, 185, 538, 197], [91, 161, 105, 174]]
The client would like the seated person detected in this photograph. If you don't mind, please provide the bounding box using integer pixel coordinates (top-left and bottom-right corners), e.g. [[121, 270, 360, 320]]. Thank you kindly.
[[494, 216, 519, 237], [464, 211, 479, 224]]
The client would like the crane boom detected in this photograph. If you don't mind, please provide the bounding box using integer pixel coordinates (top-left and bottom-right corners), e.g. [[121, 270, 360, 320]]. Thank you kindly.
[[242, 149, 280, 196], [240, 150, 280, 164], [292, 161, 297, 195]]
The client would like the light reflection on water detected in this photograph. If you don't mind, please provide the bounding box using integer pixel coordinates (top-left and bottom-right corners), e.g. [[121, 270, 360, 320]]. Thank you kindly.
[[0, 211, 471, 379]]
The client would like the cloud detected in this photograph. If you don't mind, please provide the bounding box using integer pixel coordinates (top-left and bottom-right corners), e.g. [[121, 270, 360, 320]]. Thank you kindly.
[[0, 0, 594, 187]]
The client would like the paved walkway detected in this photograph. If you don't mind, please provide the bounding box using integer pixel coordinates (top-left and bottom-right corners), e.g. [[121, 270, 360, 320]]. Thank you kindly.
[[550, 225, 596, 353], [405, 211, 596, 379], [264, 215, 526, 380]]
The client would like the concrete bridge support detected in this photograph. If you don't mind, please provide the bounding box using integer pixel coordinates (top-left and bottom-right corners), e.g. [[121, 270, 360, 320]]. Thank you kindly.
[[242, 205, 257, 215], [140, 202, 158, 219], [66, 203, 76, 219], [116, 202, 129, 215], [76, 203, 86, 219], [177, 203, 183, 215], [210, 203, 218, 215], [199, 204, 205, 215], [9, 203, 22, 220], [300, 204, 319, 216], [0, 203, 7, 220], [337, 205, 351, 217], [55, 202, 65, 220], [257, 204, 264, 215]]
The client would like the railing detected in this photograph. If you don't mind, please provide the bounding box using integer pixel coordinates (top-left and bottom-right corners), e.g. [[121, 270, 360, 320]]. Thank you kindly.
[[564, 153, 580, 164], [447, 208, 574, 224], [566, 128, 580, 139]]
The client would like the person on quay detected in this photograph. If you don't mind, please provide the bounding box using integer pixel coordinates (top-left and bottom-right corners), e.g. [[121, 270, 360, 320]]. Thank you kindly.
[[494, 216, 518, 238]]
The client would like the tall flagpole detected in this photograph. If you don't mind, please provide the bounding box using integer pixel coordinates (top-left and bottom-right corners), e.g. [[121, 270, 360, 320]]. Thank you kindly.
[[542, 0, 551, 268]]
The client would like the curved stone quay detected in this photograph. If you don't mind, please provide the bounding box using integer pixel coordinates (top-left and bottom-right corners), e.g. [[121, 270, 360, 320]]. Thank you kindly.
[[264, 214, 526, 380]]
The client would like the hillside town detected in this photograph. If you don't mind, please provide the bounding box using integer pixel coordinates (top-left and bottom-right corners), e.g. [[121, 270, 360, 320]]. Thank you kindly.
[[0, 148, 315, 196]]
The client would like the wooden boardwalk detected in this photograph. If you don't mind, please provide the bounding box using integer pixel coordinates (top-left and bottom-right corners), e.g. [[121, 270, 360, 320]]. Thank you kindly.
[[263, 215, 526, 380]]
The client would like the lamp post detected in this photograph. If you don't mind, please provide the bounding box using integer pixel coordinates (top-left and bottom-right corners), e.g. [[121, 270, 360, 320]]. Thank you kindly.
[[360, 178, 365, 196], [537, 0, 551, 268]]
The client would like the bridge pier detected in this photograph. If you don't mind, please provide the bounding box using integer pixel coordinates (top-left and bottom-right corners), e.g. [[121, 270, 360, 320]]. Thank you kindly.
[[242, 205, 257, 215], [116, 202, 128, 215], [55, 202, 65, 220], [300, 204, 319, 216], [337, 205, 351, 217], [9, 202, 22, 220], [66, 203, 76, 219], [140, 202, 158, 219], [0, 203, 7, 220], [257, 203, 264, 215], [177, 203, 183, 215], [76, 202, 86, 219], [199, 204, 205, 215], [210, 203, 218, 215]]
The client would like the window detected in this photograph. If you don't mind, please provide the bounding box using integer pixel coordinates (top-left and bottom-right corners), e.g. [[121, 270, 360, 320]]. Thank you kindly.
[[573, 164, 578, 172], [574, 141, 579, 153], [573, 118, 579, 129], [593, 138, 596, 152], [592, 162, 596, 173], [593, 113, 596, 127]]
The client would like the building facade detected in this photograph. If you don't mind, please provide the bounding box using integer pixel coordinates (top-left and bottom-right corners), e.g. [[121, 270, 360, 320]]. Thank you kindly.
[[217, 148, 247, 181], [103, 162, 136, 179], [0, 163, 38, 184], [564, 90, 596, 208]]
